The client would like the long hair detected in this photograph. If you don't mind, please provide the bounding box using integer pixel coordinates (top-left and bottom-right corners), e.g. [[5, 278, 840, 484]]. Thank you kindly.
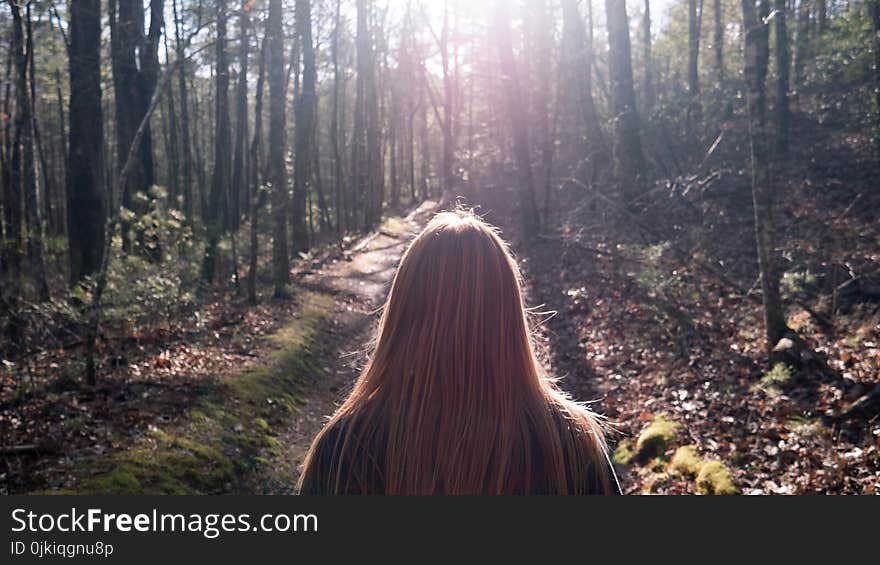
[[298, 210, 618, 494]]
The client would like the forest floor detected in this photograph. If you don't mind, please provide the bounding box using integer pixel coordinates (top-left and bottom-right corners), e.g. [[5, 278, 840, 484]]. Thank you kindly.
[[2, 118, 878, 496], [476, 113, 880, 495], [0, 202, 437, 494]]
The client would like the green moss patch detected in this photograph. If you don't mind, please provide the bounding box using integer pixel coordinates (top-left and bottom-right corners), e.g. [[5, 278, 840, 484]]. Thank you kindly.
[[67, 291, 334, 494], [635, 415, 680, 461], [696, 460, 737, 495], [612, 439, 635, 465], [669, 445, 703, 476]]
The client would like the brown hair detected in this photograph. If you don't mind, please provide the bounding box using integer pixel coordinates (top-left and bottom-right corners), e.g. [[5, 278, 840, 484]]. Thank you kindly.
[[298, 210, 618, 494]]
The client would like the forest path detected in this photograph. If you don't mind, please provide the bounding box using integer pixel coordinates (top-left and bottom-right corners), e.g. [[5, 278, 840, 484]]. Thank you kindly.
[[256, 201, 437, 493]]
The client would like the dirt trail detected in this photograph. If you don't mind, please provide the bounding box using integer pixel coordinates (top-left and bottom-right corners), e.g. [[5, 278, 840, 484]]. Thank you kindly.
[[258, 202, 437, 493]]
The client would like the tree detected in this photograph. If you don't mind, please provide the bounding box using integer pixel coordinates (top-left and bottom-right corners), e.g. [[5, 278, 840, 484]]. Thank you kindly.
[[713, 0, 724, 89], [774, 0, 791, 156], [109, 0, 163, 257], [231, 3, 251, 232], [793, 0, 810, 91], [605, 0, 647, 202], [172, 0, 194, 221], [561, 0, 602, 182], [202, 0, 232, 283], [817, 0, 826, 33], [248, 33, 269, 306], [292, 0, 316, 254], [687, 0, 703, 144], [494, 0, 540, 237], [530, 0, 554, 218], [66, 0, 106, 286], [331, 0, 346, 236], [268, 0, 290, 296], [741, 0, 787, 353], [643, 0, 655, 113], [871, 0, 880, 159], [352, 0, 382, 229], [440, 0, 456, 195], [9, 1, 48, 300]]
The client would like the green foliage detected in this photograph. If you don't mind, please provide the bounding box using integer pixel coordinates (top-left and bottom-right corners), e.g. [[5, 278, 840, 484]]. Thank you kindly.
[[781, 270, 817, 299], [103, 188, 202, 328], [761, 363, 793, 389], [696, 460, 737, 495]]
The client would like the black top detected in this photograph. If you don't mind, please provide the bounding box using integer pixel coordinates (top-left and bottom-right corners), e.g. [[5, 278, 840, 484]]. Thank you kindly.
[[299, 420, 621, 495]]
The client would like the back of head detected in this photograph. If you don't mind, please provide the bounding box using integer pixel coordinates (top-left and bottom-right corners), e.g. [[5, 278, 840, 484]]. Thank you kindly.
[[298, 210, 617, 495]]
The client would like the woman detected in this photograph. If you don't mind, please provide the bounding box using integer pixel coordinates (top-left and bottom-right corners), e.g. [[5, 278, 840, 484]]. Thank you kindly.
[[298, 210, 620, 495]]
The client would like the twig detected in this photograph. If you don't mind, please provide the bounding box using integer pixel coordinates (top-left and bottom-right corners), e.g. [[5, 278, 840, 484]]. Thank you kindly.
[[0, 444, 38, 455]]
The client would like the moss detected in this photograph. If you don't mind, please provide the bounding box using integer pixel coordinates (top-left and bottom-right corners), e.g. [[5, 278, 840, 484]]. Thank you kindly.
[[696, 460, 737, 495], [641, 472, 670, 494], [79, 433, 236, 495], [64, 291, 335, 495], [84, 469, 142, 494], [380, 215, 409, 234], [670, 445, 703, 476], [635, 415, 680, 461], [761, 363, 793, 389], [647, 457, 668, 473], [612, 439, 635, 465]]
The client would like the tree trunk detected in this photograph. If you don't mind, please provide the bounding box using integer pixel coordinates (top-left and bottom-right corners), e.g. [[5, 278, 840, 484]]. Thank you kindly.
[[494, 1, 540, 238], [172, 0, 193, 221], [687, 0, 702, 145], [713, 0, 724, 89], [162, 31, 180, 209], [352, 0, 377, 229], [5, 6, 23, 291], [643, 0, 655, 114], [774, 0, 790, 156], [605, 0, 647, 202], [247, 33, 268, 306], [1, 35, 17, 283], [292, 0, 316, 254], [231, 6, 250, 230], [202, 0, 232, 284], [365, 1, 383, 227], [440, 0, 456, 195], [741, 0, 787, 354], [561, 0, 603, 183], [109, 0, 161, 258], [67, 0, 106, 286], [10, 2, 48, 301], [529, 0, 554, 220], [268, 0, 289, 296], [871, 0, 880, 160], [331, 0, 346, 237]]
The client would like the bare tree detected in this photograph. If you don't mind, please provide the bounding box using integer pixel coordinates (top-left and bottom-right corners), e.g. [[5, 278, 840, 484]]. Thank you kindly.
[[202, 0, 232, 283], [494, 0, 540, 237], [741, 0, 787, 352], [268, 0, 289, 296], [292, 0, 316, 253], [67, 0, 105, 286], [774, 0, 791, 156], [605, 0, 647, 202]]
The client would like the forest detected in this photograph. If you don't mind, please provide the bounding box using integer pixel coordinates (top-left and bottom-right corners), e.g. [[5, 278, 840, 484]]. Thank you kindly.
[[0, 0, 878, 495]]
